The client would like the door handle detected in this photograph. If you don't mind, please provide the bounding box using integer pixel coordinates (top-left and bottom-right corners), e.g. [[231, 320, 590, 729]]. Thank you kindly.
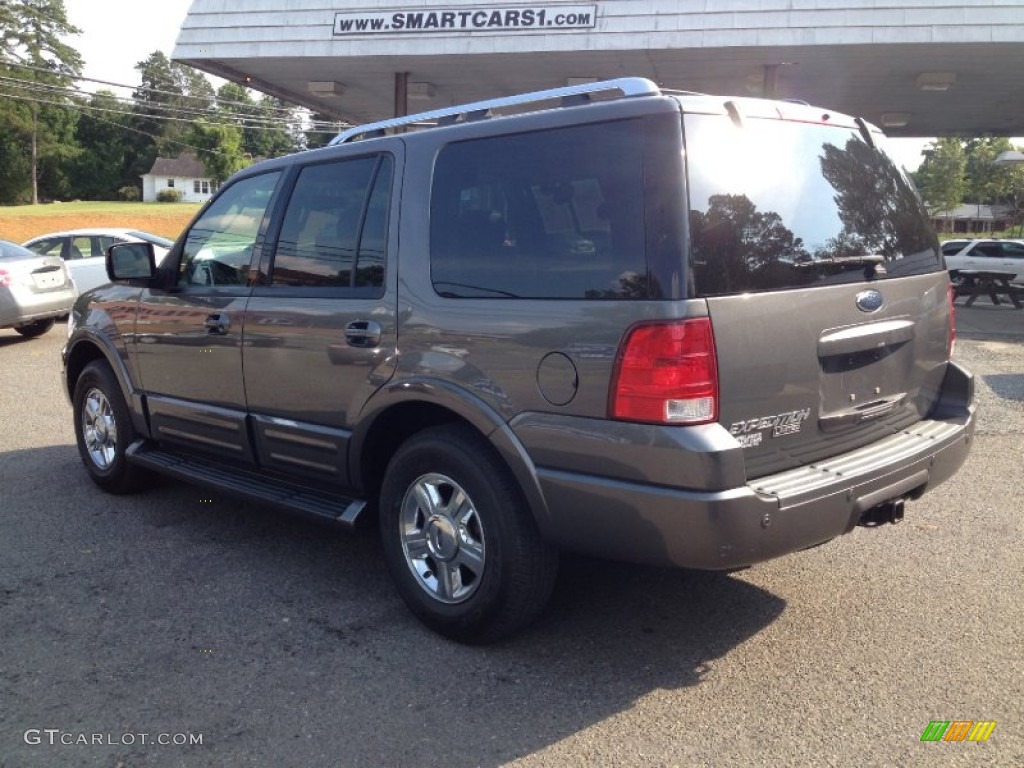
[[345, 320, 382, 347], [204, 313, 230, 335]]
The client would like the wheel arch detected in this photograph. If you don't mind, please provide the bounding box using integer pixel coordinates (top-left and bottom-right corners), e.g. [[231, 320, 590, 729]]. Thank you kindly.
[[351, 377, 552, 535], [65, 333, 149, 438]]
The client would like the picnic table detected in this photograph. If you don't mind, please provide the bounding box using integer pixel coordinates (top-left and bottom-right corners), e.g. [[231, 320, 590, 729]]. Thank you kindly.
[[954, 270, 1023, 309]]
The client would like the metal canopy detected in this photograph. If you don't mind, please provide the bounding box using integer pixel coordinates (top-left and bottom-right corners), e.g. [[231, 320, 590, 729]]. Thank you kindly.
[[173, 2, 1024, 138]]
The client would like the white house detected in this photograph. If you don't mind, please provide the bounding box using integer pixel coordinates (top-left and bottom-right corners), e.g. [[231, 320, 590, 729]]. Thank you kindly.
[[141, 153, 217, 203]]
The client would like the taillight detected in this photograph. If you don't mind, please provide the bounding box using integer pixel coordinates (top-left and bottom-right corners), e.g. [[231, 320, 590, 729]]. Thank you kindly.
[[610, 318, 719, 424], [948, 283, 956, 357], [0, 268, 11, 288]]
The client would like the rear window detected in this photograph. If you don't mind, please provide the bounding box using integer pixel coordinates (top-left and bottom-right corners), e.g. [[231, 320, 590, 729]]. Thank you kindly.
[[430, 119, 649, 299], [684, 114, 940, 296], [0, 240, 37, 260]]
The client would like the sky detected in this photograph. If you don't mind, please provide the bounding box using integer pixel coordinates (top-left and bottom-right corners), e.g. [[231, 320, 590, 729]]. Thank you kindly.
[[64, 0, 194, 92], [61, 0, 942, 170]]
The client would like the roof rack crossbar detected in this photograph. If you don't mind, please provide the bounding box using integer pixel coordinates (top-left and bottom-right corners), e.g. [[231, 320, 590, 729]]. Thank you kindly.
[[329, 77, 660, 145]]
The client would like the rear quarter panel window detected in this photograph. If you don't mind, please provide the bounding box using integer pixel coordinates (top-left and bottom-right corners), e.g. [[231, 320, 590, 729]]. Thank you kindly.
[[430, 119, 649, 299]]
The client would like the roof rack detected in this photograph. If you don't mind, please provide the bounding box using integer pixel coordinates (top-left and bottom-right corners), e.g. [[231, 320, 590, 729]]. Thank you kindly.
[[329, 77, 661, 145]]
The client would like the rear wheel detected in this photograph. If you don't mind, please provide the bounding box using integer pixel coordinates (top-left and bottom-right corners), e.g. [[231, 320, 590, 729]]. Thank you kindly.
[[72, 361, 150, 494], [379, 425, 558, 643], [14, 318, 55, 338]]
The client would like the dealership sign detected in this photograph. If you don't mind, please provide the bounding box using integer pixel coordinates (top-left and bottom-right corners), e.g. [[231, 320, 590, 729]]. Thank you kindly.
[[334, 5, 597, 35]]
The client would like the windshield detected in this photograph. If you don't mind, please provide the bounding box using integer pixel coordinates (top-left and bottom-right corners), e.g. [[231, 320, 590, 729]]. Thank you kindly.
[[684, 113, 940, 296]]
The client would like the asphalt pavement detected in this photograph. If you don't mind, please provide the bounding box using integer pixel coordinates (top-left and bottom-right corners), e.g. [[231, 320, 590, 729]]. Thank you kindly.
[[954, 291, 1024, 341], [0, 303, 1021, 768]]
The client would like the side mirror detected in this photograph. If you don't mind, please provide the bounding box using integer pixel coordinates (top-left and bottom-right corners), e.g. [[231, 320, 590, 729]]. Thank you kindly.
[[107, 242, 156, 282]]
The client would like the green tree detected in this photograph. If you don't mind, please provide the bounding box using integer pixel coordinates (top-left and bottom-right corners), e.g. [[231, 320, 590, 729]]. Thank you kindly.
[[188, 120, 247, 183], [68, 90, 136, 199], [250, 95, 299, 158], [215, 83, 295, 160], [0, 0, 82, 203], [913, 138, 967, 229], [130, 51, 215, 181], [963, 138, 1024, 233], [964, 137, 1016, 205]]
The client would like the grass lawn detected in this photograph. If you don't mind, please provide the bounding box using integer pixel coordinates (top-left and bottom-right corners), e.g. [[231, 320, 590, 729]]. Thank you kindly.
[[0, 201, 202, 244]]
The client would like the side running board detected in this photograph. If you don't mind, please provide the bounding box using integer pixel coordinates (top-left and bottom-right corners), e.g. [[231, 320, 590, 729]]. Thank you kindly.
[[126, 441, 367, 527]]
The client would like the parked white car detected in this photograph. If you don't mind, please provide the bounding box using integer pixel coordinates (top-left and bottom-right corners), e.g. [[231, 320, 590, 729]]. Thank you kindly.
[[941, 238, 1024, 286], [23, 228, 174, 295]]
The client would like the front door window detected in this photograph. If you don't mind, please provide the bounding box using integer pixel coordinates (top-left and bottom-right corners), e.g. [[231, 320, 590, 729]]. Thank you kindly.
[[178, 172, 281, 287]]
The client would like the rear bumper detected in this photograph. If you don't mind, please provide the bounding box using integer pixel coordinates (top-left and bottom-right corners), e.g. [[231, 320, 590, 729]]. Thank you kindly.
[[0, 288, 75, 328], [526, 364, 975, 570]]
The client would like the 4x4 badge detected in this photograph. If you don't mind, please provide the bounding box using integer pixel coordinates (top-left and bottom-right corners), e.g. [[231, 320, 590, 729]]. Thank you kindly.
[[856, 289, 884, 313]]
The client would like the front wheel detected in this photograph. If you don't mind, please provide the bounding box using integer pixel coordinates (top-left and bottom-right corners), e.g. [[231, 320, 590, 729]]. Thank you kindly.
[[379, 425, 558, 643], [72, 361, 150, 494], [14, 318, 55, 338]]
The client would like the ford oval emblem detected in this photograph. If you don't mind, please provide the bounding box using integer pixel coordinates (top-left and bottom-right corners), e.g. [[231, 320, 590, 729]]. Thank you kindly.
[[855, 289, 884, 313]]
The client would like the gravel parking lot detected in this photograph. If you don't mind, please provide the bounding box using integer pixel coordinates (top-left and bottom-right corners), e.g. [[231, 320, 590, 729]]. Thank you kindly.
[[1, 306, 1021, 768]]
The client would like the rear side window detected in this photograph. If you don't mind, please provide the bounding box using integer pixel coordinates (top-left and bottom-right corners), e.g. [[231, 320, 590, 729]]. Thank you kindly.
[[967, 241, 1024, 259], [684, 114, 940, 296], [430, 120, 649, 299], [1003, 242, 1024, 258], [26, 238, 64, 258], [970, 243, 1002, 258], [270, 155, 392, 293], [69, 237, 93, 259]]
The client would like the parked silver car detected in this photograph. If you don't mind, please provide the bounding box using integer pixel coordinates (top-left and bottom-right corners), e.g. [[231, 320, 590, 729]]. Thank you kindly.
[[0, 238, 76, 338]]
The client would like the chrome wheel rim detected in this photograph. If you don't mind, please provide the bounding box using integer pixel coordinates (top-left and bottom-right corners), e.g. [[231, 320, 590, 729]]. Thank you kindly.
[[399, 473, 486, 604], [82, 387, 118, 470]]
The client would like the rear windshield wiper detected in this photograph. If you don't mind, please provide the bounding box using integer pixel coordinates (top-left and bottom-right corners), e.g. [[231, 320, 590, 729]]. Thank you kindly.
[[433, 281, 521, 298]]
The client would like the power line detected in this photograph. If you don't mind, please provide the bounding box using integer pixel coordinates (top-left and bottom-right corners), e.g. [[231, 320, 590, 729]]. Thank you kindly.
[[0, 88, 319, 136], [2, 59, 312, 119], [0, 77, 297, 128], [69, 107, 229, 158], [0, 73, 345, 131]]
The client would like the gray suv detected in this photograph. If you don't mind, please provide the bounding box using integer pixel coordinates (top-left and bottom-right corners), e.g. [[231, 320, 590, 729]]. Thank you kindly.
[[64, 78, 975, 642]]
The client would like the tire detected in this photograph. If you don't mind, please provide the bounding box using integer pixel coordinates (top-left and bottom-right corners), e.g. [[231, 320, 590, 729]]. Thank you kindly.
[[72, 360, 150, 494], [14, 318, 56, 338], [949, 270, 963, 288], [379, 424, 558, 643]]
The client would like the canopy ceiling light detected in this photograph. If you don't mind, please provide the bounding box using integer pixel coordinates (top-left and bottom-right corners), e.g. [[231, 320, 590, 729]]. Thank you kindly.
[[308, 81, 344, 95], [915, 72, 957, 91]]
